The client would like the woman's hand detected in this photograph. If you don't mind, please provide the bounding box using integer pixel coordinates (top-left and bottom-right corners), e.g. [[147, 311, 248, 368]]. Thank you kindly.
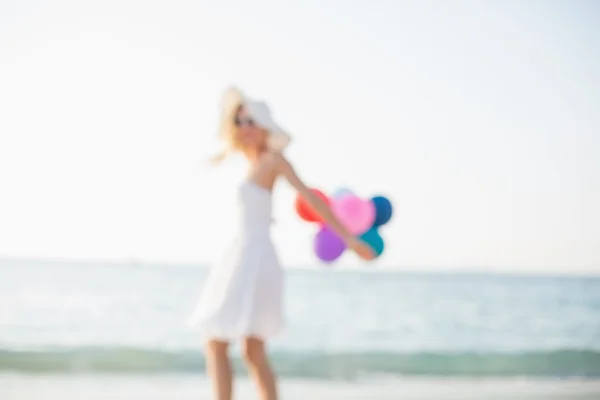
[[345, 236, 376, 261]]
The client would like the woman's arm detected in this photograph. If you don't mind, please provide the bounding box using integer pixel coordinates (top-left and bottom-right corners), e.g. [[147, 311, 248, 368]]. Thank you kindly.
[[274, 154, 352, 241], [273, 153, 375, 260]]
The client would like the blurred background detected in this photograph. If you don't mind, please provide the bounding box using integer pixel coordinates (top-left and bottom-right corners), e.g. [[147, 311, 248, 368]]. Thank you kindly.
[[1, 0, 599, 399]]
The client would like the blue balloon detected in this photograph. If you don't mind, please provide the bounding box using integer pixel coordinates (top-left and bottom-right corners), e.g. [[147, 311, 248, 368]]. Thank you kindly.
[[332, 187, 354, 199], [360, 228, 385, 257], [371, 196, 393, 227]]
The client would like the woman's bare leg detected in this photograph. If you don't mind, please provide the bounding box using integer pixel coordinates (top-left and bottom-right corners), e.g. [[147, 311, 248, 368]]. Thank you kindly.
[[241, 336, 278, 400], [205, 339, 233, 400]]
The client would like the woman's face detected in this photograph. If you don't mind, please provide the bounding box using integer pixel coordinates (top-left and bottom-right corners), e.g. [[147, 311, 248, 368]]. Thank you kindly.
[[234, 106, 267, 149]]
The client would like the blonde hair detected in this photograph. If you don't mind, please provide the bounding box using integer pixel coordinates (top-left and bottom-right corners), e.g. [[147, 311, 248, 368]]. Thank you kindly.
[[209, 87, 245, 165]]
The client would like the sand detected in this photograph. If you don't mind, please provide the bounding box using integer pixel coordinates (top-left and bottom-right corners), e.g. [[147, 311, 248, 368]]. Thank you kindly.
[[2, 374, 600, 400]]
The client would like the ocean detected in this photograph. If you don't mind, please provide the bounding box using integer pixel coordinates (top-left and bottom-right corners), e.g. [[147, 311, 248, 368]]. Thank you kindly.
[[1, 258, 599, 382]]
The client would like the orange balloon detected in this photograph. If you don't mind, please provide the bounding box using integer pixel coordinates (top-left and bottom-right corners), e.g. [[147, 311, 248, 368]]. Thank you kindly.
[[295, 188, 330, 223]]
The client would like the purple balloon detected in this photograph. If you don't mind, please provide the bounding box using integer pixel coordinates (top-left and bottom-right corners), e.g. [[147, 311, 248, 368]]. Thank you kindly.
[[314, 226, 346, 263]]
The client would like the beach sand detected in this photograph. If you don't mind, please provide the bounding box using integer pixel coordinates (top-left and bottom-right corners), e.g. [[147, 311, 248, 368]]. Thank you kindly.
[[2, 374, 600, 400]]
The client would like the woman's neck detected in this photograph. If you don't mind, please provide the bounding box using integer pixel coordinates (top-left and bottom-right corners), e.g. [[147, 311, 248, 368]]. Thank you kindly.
[[242, 146, 267, 163]]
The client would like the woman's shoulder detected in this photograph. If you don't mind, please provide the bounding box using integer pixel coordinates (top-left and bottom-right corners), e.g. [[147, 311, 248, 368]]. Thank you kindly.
[[258, 151, 290, 178], [259, 150, 287, 166]]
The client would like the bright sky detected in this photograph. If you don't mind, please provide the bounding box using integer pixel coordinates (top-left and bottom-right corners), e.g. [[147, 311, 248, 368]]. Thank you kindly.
[[1, 0, 599, 274]]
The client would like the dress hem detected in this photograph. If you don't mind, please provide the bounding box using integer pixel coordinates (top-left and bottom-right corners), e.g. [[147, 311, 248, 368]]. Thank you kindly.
[[189, 322, 285, 342]]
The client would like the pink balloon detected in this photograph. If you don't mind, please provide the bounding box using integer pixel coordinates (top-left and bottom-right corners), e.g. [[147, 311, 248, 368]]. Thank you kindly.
[[332, 195, 376, 235]]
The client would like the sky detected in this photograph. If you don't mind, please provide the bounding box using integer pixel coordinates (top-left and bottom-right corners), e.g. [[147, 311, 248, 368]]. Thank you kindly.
[[0, 0, 599, 274]]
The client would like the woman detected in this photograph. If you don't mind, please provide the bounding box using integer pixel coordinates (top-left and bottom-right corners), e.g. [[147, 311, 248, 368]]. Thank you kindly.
[[189, 87, 374, 400]]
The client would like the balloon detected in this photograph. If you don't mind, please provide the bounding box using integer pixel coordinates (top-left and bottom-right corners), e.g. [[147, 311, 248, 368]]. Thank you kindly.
[[371, 195, 393, 227], [295, 189, 330, 223], [294, 187, 392, 265], [314, 226, 346, 262], [332, 187, 354, 199], [360, 228, 385, 257], [332, 195, 375, 235]]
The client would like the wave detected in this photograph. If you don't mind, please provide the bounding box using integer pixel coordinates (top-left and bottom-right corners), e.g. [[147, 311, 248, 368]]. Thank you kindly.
[[1, 347, 599, 379]]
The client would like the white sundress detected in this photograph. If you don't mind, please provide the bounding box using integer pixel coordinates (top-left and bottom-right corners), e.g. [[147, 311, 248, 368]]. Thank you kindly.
[[188, 179, 284, 340]]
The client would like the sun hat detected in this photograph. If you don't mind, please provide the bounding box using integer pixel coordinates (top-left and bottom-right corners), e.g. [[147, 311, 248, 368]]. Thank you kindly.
[[219, 87, 292, 152]]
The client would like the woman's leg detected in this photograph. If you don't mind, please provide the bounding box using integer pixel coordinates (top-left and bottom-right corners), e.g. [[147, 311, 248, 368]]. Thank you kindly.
[[205, 339, 233, 400], [241, 336, 278, 400]]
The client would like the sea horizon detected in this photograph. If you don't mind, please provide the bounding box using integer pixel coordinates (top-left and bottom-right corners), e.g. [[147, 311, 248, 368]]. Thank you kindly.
[[1, 255, 598, 278]]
